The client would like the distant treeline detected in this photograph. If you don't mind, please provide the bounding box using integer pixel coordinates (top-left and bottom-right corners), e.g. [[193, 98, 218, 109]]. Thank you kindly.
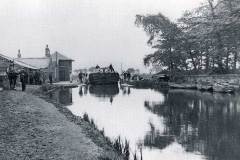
[[135, 0, 240, 75]]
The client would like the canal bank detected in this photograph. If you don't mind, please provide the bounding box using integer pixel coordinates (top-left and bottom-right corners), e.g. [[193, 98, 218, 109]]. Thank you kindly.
[[127, 74, 240, 93], [0, 87, 122, 160]]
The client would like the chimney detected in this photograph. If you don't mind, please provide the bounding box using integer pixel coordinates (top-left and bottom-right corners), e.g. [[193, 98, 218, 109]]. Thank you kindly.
[[17, 49, 21, 58], [45, 44, 51, 57]]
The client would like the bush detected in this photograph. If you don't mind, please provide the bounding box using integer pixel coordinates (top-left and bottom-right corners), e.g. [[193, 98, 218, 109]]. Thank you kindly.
[[83, 113, 90, 122]]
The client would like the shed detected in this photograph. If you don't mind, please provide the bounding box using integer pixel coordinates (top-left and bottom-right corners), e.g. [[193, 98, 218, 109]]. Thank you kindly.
[[51, 52, 73, 81]]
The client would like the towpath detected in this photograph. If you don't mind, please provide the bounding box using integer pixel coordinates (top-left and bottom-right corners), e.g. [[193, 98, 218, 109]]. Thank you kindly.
[[0, 90, 111, 160]]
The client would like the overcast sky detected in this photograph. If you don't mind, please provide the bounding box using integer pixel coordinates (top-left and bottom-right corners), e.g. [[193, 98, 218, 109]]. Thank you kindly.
[[0, 0, 204, 72]]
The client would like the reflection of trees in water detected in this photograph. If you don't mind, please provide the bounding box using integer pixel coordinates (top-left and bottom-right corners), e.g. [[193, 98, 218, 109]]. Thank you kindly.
[[144, 90, 240, 160], [144, 121, 174, 149]]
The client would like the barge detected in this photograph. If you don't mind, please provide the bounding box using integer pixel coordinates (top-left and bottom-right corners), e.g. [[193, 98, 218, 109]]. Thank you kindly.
[[89, 72, 120, 85]]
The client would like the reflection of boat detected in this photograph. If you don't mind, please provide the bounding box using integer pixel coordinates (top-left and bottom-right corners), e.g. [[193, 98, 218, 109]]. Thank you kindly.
[[89, 85, 119, 98], [89, 72, 119, 85], [213, 83, 235, 93]]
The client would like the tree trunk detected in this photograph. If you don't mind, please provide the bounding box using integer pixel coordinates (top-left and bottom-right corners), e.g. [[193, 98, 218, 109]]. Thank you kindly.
[[205, 49, 210, 72], [199, 51, 203, 71], [169, 47, 174, 74], [226, 0, 239, 72], [226, 50, 230, 72], [215, 31, 224, 71], [189, 50, 197, 72], [233, 50, 238, 71], [208, 0, 224, 71]]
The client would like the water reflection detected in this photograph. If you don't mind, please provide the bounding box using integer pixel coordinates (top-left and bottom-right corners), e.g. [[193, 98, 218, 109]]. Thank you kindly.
[[59, 85, 240, 160], [89, 85, 119, 98], [120, 86, 131, 95], [79, 85, 88, 97], [145, 89, 240, 160], [50, 88, 73, 106], [83, 85, 120, 104], [144, 121, 175, 150]]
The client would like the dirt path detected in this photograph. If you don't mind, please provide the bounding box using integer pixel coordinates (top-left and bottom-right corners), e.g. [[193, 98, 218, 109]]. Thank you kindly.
[[0, 90, 108, 160]]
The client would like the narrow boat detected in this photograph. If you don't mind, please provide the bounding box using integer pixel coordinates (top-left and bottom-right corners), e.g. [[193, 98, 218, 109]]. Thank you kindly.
[[169, 82, 197, 89], [196, 84, 213, 91], [213, 83, 235, 93], [89, 72, 120, 85]]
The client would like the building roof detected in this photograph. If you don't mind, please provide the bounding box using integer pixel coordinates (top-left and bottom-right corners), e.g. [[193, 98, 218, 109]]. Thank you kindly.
[[1, 51, 72, 70], [0, 53, 13, 62], [15, 60, 39, 69], [51, 52, 73, 61], [16, 57, 50, 69], [0, 53, 38, 69]]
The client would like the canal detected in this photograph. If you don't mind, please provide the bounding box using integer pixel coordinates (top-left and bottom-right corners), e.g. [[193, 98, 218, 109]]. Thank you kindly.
[[52, 85, 240, 160]]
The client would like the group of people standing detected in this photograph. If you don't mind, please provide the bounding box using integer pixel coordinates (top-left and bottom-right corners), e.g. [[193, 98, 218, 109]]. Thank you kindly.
[[78, 72, 88, 83], [6, 62, 52, 91], [6, 63, 28, 91], [122, 72, 131, 81], [95, 64, 115, 73], [28, 70, 46, 85]]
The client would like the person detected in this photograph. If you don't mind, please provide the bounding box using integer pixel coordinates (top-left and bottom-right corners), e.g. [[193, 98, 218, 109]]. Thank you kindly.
[[79, 86, 83, 96], [109, 64, 114, 72], [123, 72, 127, 81], [95, 65, 100, 72], [127, 72, 131, 81], [12, 71, 18, 89], [20, 69, 27, 91], [49, 72, 53, 84], [96, 65, 100, 69], [42, 71, 46, 84], [70, 72, 73, 83], [24, 71, 29, 84], [29, 71, 34, 84], [6, 62, 18, 90], [6, 63, 14, 89], [39, 70, 43, 85], [78, 72, 83, 83], [34, 70, 40, 85], [85, 73, 89, 84]]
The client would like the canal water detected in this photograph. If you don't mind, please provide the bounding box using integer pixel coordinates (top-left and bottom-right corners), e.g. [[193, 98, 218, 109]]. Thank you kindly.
[[53, 85, 240, 160]]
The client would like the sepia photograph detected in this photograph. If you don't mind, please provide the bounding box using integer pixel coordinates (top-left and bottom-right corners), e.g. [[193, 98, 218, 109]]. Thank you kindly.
[[0, 0, 240, 160]]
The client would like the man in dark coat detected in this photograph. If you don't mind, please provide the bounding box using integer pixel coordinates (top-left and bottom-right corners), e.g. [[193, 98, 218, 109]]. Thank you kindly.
[[49, 72, 53, 84], [29, 71, 34, 84], [7, 70, 14, 89], [109, 64, 114, 72], [20, 69, 27, 91], [78, 72, 83, 83], [34, 70, 40, 85], [6, 62, 17, 90], [12, 71, 18, 89], [96, 65, 100, 69]]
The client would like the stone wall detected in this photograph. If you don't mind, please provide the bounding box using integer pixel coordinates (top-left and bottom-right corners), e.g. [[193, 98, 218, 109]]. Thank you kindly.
[[179, 74, 240, 85]]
